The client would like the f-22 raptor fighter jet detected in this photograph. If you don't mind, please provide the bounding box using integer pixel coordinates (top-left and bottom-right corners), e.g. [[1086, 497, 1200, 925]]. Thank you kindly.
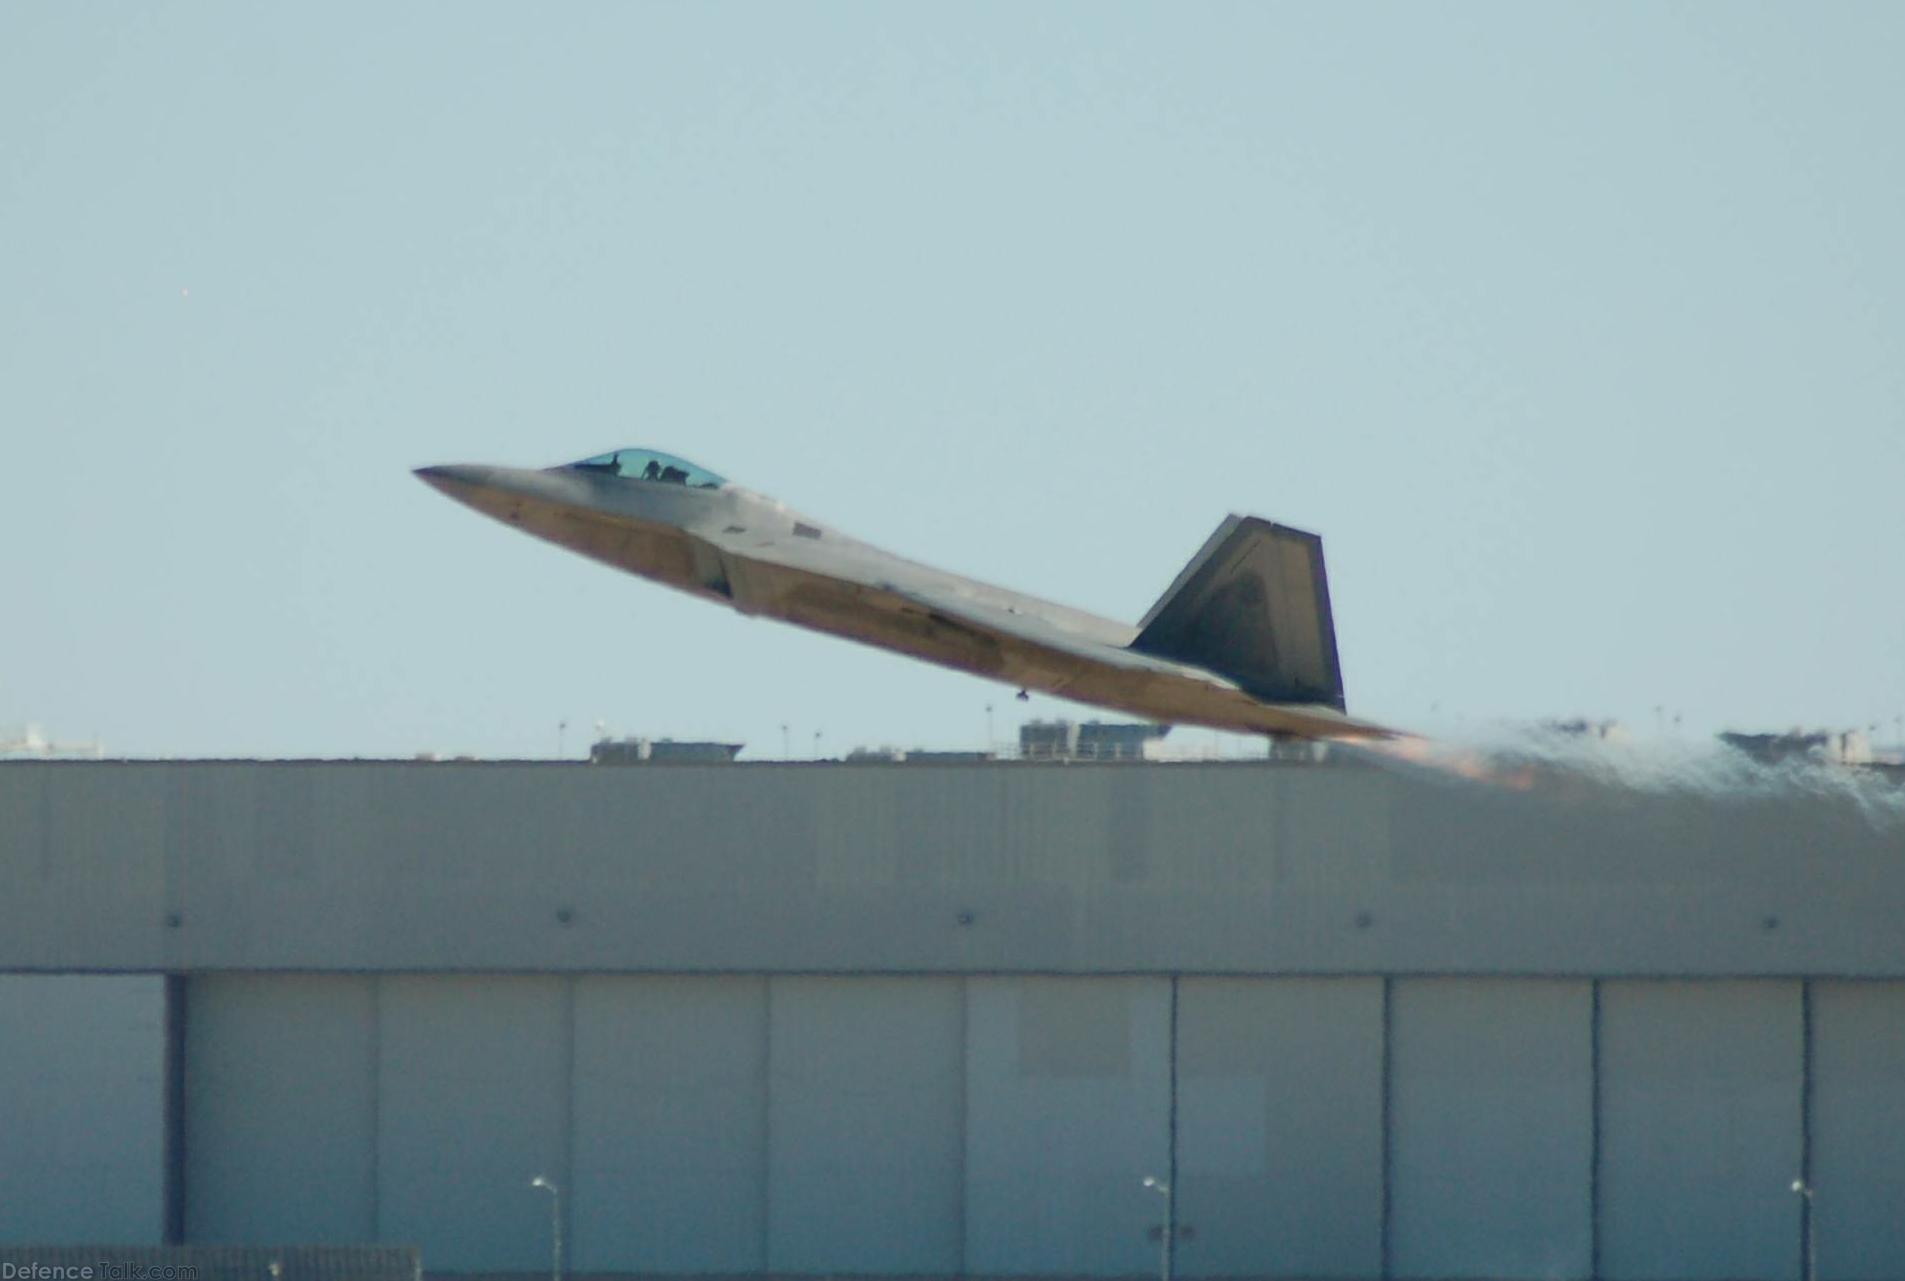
[[417, 448, 1390, 741]]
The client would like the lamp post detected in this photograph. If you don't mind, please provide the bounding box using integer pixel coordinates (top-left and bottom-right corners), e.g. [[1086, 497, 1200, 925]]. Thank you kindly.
[[1142, 1175, 1172, 1281], [1792, 1179, 1815, 1281], [531, 1175, 563, 1281]]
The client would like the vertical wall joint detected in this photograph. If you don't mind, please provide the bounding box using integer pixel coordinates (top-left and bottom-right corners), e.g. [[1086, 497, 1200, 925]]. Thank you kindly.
[[1799, 979, 1814, 1281], [1166, 974, 1180, 1280], [1379, 975, 1394, 1281], [162, 974, 188, 1245], [1590, 979, 1603, 1281]]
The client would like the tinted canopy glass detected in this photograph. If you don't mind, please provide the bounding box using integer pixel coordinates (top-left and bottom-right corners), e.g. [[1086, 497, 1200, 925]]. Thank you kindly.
[[568, 449, 726, 490]]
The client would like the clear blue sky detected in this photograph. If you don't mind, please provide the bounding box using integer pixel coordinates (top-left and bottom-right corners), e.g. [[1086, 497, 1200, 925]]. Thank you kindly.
[[4, 3, 1901, 758]]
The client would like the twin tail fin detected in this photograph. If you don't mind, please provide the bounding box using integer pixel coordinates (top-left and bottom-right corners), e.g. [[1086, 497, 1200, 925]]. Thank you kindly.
[[1130, 516, 1346, 711]]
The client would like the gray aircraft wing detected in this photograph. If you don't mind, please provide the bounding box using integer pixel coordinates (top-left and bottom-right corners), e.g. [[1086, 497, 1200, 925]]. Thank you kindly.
[[717, 514, 1385, 739], [864, 579, 1385, 740], [872, 579, 1202, 680]]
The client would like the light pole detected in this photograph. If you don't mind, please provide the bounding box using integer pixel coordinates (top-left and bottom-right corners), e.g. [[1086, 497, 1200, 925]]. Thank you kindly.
[[1143, 1175, 1172, 1281], [531, 1175, 563, 1281], [1791, 1180, 1815, 1281]]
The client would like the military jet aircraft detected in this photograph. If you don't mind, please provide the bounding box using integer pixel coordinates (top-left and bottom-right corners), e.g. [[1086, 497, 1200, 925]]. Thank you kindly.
[[416, 448, 1390, 741]]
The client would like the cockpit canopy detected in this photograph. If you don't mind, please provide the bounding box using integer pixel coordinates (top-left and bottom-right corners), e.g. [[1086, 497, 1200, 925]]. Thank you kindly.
[[567, 449, 727, 490]]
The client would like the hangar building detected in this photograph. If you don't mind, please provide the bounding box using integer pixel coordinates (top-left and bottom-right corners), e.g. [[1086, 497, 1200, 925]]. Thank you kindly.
[[2, 757, 1903, 1280]]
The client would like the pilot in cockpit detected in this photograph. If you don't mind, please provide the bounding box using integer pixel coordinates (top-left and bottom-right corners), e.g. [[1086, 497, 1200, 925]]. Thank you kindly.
[[567, 449, 728, 490]]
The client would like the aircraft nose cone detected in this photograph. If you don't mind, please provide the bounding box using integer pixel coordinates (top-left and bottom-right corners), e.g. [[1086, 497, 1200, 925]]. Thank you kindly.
[[414, 464, 497, 498]]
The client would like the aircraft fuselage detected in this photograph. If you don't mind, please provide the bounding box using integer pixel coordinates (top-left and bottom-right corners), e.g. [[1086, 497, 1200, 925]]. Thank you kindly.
[[417, 458, 1384, 740]]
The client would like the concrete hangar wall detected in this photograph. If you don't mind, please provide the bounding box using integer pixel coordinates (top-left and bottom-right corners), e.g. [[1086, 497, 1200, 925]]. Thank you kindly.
[[1, 761, 1903, 1280]]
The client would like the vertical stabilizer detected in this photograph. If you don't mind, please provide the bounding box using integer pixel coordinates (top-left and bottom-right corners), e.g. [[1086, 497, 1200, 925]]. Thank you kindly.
[[1130, 516, 1346, 709]]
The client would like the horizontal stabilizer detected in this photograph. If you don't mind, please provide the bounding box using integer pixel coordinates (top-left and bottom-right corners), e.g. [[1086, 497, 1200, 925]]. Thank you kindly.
[[1130, 516, 1346, 710]]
